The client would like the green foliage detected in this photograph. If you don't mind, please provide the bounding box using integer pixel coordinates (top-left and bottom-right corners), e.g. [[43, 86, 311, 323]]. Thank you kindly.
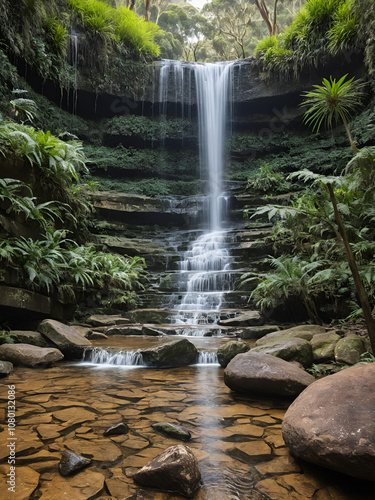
[[246, 163, 291, 194], [254, 0, 360, 79], [301, 74, 366, 134], [44, 16, 68, 55], [9, 98, 38, 123], [255, 35, 278, 55], [68, 0, 160, 58]]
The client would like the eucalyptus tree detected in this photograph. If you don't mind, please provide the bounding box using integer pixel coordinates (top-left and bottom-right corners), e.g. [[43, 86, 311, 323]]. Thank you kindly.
[[201, 0, 256, 59], [253, 0, 279, 36], [301, 75, 375, 353]]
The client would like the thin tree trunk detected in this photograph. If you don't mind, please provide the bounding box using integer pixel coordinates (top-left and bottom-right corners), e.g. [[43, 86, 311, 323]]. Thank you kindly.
[[144, 0, 150, 21], [343, 117, 358, 154], [327, 183, 375, 354]]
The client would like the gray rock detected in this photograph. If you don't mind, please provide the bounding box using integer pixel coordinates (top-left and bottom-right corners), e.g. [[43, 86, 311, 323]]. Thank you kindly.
[[58, 450, 92, 476], [141, 339, 197, 367], [0, 344, 63, 367], [133, 445, 201, 497], [251, 337, 313, 368], [9, 330, 50, 347], [224, 352, 315, 398], [282, 363, 375, 481], [104, 423, 129, 436], [38, 319, 91, 358], [217, 340, 250, 368], [87, 332, 108, 340], [334, 333, 366, 365], [0, 360, 13, 377], [218, 310, 264, 327], [237, 324, 280, 339], [255, 325, 326, 347], [152, 422, 191, 441], [310, 332, 340, 362], [142, 325, 163, 336], [86, 314, 129, 327]]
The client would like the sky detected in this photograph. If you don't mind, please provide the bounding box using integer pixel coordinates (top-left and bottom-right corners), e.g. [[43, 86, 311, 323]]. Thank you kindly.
[[188, 0, 208, 9]]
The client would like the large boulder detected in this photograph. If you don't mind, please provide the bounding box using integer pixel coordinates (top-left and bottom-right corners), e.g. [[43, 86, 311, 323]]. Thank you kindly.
[[310, 332, 340, 362], [133, 445, 201, 497], [237, 324, 279, 340], [38, 319, 91, 358], [141, 339, 197, 367], [255, 325, 325, 347], [9, 330, 51, 347], [0, 344, 63, 367], [218, 310, 264, 327], [251, 337, 313, 368], [217, 340, 250, 367], [282, 363, 375, 481], [334, 333, 366, 365], [224, 352, 315, 398]]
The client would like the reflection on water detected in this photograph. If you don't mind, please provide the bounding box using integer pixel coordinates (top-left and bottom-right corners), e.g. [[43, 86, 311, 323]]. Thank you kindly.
[[0, 361, 372, 499]]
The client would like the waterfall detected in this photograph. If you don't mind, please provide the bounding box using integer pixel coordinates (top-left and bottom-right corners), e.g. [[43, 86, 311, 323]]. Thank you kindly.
[[71, 33, 78, 114], [82, 347, 144, 367], [158, 60, 235, 334]]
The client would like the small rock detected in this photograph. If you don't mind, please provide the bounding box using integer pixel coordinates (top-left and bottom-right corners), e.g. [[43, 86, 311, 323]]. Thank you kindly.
[[152, 422, 191, 441], [104, 423, 129, 436], [133, 444, 201, 498], [87, 332, 108, 340], [334, 333, 366, 365], [237, 325, 280, 339], [58, 450, 92, 476], [0, 344, 63, 367], [310, 332, 340, 362], [9, 330, 50, 347], [141, 339, 197, 367], [217, 340, 250, 367], [224, 352, 315, 398], [0, 360, 13, 377], [142, 325, 163, 336]]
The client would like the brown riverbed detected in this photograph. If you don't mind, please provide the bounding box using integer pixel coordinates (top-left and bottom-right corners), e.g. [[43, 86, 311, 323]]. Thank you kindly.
[[0, 341, 373, 499]]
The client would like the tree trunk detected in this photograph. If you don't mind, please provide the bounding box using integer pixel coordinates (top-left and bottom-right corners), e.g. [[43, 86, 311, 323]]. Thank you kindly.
[[144, 0, 150, 21], [327, 183, 375, 354], [254, 0, 279, 36], [343, 116, 358, 154]]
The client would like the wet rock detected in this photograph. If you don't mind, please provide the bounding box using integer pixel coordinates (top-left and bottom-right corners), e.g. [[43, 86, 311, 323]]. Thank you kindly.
[[9, 330, 50, 347], [142, 325, 163, 336], [0, 464, 39, 500], [237, 324, 280, 339], [224, 352, 315, 398], [133, 444, 201, 498], [129, 308, 172, 324], [282, 363, 375, 481], [251, 337, 313, 368], [87, 331, 108, 340], [0, 360, 13, 377], [217, 340, 250, 368], [334, 333, 366, 364], [104, 422, 129, 436], [58, 450, 92, 476], [65, 439, 122, 462], [38, 469, 104, 500], [255, 324, 326, 347], [105, 326, 143, 336], [86, 314, 129, 327], [0, 343, 63, 367], [152, 422, 191, 441], [310, 332, 341, 362], [218, 310, 264, 327], [141, 339, 198, 367], [38, 319, 91, 358]]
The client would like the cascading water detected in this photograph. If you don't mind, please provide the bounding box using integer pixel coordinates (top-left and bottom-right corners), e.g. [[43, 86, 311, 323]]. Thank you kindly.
[[71, 32, 78, 114], [158, 60, 235, 335]]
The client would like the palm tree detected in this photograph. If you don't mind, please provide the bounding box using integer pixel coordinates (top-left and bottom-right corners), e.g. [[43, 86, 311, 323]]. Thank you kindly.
[[302, 74, 366, 153], [301, 74, 375, 355]]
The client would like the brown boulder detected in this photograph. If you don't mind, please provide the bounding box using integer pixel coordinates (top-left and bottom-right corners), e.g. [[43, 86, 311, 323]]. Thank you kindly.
[[133, 445, 201, 497], [282, 363, 375, 481], [0, 344, 63, 367], [224, 352, 315, 398], [38, 319, 91, 358]]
